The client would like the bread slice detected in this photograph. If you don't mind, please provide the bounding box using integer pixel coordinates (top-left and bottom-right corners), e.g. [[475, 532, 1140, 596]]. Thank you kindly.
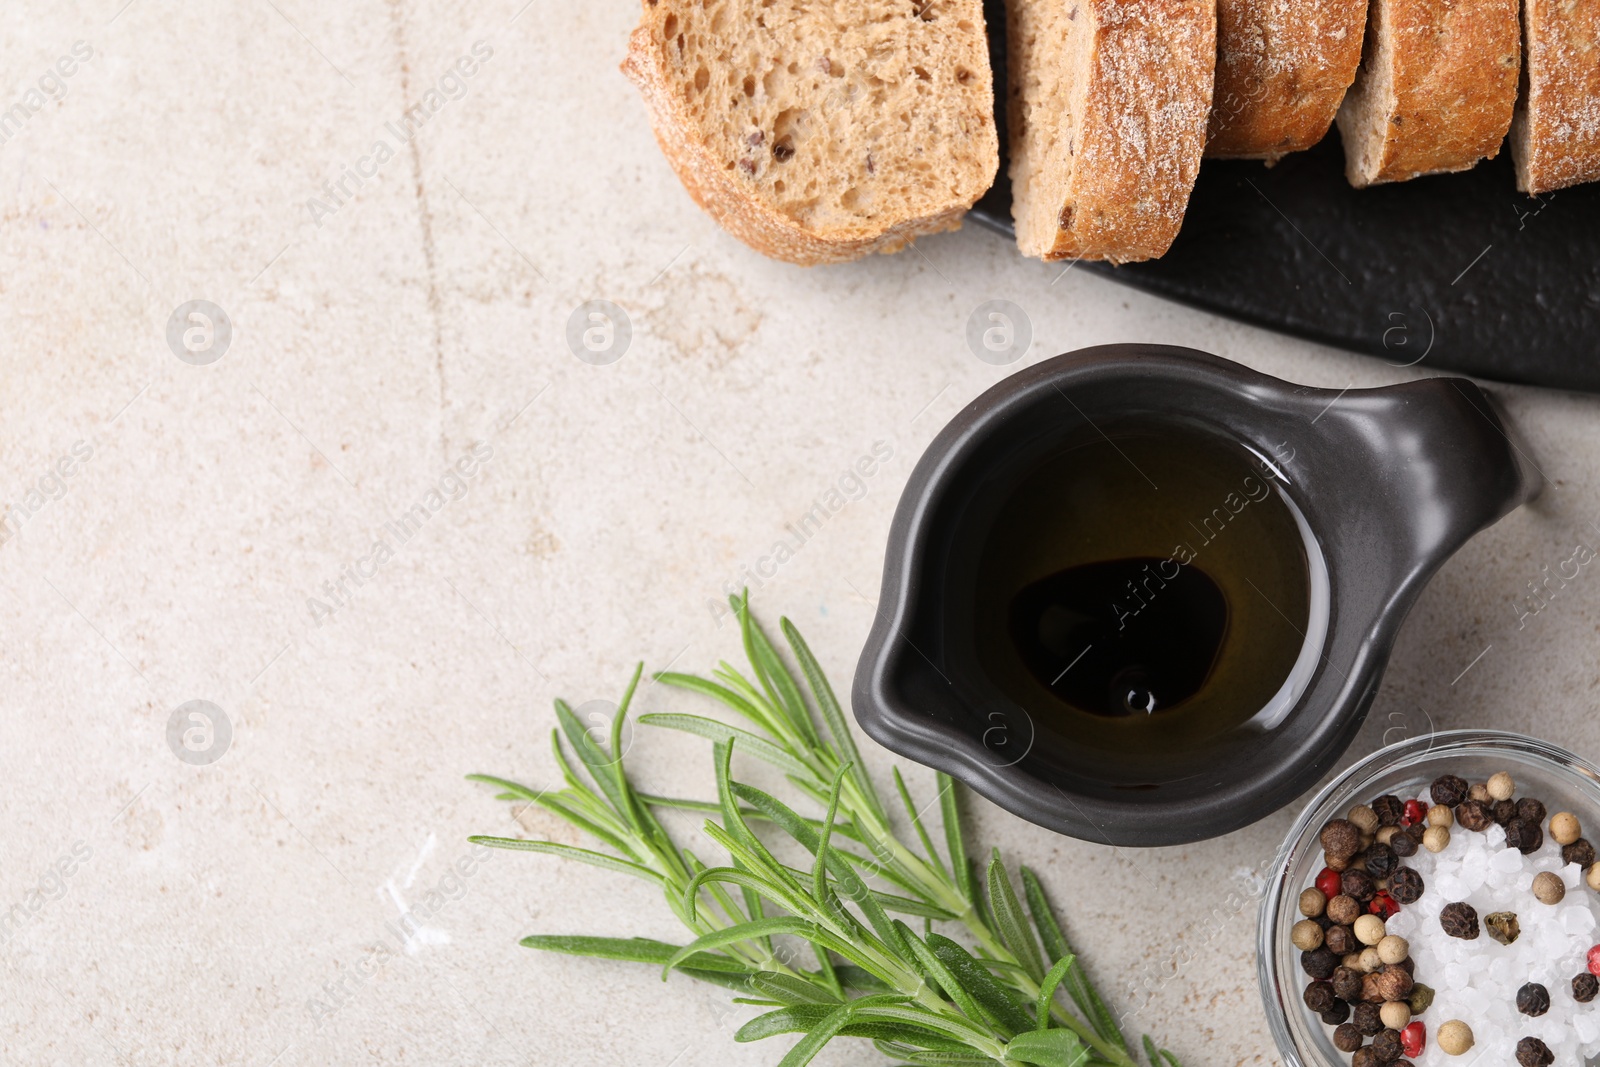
[[621, 0, 998, 266], [1511, 0, 1600, 195], [1206, 0, 1368, 160], [1007, 0, 1217, 263], [1335, 0, 1520, 187]]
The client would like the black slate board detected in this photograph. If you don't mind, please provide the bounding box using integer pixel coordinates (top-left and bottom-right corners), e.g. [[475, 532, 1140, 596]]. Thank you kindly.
[[970, 0, 1600, 393]]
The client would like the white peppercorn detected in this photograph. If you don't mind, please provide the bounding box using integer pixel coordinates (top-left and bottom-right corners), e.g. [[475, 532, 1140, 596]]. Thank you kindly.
[[1438, 1019, 1474, 1055], [1379, 1001, 1411, 1030], [1532, 871, 1565, 905], [1377, 934, 1409, 964], [1292, 919, 1324, 951]]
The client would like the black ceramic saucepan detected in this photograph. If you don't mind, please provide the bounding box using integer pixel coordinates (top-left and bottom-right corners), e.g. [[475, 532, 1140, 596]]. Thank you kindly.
[[852, 345, 1539, 846]]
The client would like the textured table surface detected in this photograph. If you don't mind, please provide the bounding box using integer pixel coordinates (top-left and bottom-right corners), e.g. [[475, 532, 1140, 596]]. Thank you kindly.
[[4, 2, 1600, 1064]]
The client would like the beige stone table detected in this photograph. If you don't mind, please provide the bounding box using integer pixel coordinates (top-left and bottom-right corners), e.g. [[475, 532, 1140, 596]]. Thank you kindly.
[[3, 1, 1598, 1063]]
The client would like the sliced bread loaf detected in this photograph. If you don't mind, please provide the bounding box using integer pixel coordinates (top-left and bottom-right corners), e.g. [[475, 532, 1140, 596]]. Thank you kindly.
[[1207, 0, 1368, 160], [1511, 0, 1600, 195], [1006, 0, 1216, 263], [1335, 0, 1520, 187], [622, 0, 998, 266]]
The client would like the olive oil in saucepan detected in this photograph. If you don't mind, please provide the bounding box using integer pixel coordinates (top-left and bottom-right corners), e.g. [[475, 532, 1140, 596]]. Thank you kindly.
[[972, 426, 1316, 766]]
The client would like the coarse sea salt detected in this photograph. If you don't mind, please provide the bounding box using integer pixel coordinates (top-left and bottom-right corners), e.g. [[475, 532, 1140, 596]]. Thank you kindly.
[[1394, 786, 1600, 1067]]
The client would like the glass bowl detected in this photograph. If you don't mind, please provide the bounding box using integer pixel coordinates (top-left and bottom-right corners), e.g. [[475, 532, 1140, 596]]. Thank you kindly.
[[1258, 729, 1600, 1066]]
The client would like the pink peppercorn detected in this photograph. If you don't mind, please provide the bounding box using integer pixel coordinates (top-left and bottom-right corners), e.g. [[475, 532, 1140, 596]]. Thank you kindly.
[[1402, 799, 1427, 827], [1587, 945, 1600, 976], [1401, 1021, 1425, 1058]]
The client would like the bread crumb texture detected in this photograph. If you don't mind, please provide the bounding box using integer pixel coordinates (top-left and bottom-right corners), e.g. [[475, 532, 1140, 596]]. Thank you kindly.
[[1336, 0, 1520, 186], [1512, 0, 1600, 194], [1208, 0, 1368, 159], [623, 0, 998, 265], [1007, 0, 1216, 263]]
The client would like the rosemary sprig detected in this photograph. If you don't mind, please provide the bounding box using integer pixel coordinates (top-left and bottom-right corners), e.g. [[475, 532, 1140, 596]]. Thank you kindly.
[[471, 593, 1181, 1067]]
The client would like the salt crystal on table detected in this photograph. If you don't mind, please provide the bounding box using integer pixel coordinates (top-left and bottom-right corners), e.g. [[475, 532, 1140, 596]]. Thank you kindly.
[[1577, 1013, 1599, 1043], [1563, 861, 1582, 888], [1563, 905, 1596, 934], [1487, 824, 1508, 848]]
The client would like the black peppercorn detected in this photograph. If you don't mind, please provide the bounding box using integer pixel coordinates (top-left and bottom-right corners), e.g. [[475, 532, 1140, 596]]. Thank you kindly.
[[1574, 972, 1599, 1003], [1366, 841, 1399, 878], [1322, 1000, 1351, 1025], [1333, 965, 1364, 1002], [1430, 774, 1469, 807], [1389, 866, 1425, 904], [1301, 946, 1338, 979], [1506, 818, 1544, 855], [1342, 868, 1377, 903], [1390, 830, 1418, 858], [1456, 799, 1493, 832], [1371, 1028, 1403, 1064], [1354, 1000, 1383, 1035], [1304, 979, 1337, 1013], [1351, 1049, 1376, 1067], [1326, 924, 1358, 955], [1516, 1036, 1554, 1067], [1440, 901, 1479, 939], [1494, 798, 1518, 826], [1322, 818, 1362, 861], [1371, 795, 1404, 826], [1334, 1022, 1364, 1052], [1563, 837, 1597, 869], [1517, 982, 1550, 1017], [1517, 797, 1547, 825]]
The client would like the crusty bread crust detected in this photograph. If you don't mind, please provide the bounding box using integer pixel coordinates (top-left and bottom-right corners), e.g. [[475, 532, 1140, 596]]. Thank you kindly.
[[621, 5, 997, 266], [1511, 0, 1600, 195], [1008, 0, 1216, 264], [1336, 0, 1520, 187], [1207, 0, 1368, 160]]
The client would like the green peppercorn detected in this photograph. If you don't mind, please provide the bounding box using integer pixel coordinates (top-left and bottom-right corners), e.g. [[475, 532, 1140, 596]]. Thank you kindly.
[[1408, 982, 1435, 1015]]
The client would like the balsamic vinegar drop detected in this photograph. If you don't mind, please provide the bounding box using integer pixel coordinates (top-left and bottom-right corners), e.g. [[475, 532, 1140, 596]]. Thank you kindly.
[[971, 424, 1317, 780]]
